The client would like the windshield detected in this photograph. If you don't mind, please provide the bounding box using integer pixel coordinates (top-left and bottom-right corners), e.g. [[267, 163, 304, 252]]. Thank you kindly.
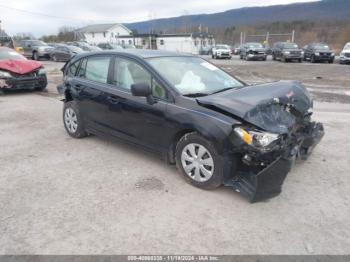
[[282, 43, 298, 49], [67, 46, 83, 52], [0, 50, 26, 60], [314, 44, 330, 50], [111, 44, 124, 49], [247, 43, 263, 48], [147, 57, 244, 96], [29, 41, 47, 46], [216, 45, 229, 50], [344, 44, 350, 50]]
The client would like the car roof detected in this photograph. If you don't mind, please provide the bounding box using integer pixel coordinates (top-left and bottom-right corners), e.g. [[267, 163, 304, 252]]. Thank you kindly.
[[75, 49, 195, 59]]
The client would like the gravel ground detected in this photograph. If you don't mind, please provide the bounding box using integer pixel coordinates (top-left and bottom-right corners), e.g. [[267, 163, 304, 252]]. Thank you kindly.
[[0, 58, 350, 255]]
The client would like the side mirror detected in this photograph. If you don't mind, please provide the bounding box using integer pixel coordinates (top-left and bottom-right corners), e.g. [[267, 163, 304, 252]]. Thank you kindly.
[[131, 83, 155, 105]]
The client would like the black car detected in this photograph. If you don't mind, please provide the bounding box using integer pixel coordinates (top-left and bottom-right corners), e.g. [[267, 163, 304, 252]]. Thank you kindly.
[[58, 50, 324, 202], [98, 43, 124, 50], [50, 45, 85, 62], [303, 43, 335, 63], [272, 42, 303, 63], [240, 42, 267, 61]]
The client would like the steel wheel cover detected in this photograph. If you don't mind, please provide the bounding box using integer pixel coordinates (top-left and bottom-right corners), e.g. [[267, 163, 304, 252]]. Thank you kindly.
[[181, 143, 214, 182]]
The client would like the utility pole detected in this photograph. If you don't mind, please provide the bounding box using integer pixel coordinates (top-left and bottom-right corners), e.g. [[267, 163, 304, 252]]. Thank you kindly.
[[292, 30, 295, 42]]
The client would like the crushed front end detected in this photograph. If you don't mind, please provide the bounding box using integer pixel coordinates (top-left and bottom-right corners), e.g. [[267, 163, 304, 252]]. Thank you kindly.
[[0, 69, 47, 90], [225, 101, 325, 203]]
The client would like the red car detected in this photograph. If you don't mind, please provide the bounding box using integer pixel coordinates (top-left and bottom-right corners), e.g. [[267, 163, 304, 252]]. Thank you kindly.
[[0, 47, 47, 93]]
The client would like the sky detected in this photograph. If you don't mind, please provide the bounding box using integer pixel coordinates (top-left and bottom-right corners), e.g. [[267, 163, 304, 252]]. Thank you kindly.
[[0, 0, 318, 37]]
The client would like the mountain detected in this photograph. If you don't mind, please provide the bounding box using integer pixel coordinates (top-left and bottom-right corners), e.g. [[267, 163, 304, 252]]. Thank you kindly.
[[126, 0, 350, 33]]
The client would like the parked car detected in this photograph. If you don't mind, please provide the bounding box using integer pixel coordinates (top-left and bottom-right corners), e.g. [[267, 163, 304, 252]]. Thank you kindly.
[[58, 49, 324, 202], [0, 47, 47, 92], [240, 42, 267, 61], [50, 45, 85, 62], [339, 42, 350, 64], [98, 43, 124, 50], [233, 46, 241, 55], [303, 43, 335, 63], [19, 40, 53, 60], [272, 42, 303, 63], [199, 46, 212, 55], [211, 45, 232, 59], [67, 42, 101, 52]]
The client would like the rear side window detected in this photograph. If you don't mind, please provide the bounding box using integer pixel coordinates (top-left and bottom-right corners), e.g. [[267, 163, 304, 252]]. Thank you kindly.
[[78, 56, 111, 84], [67, 60, 80, 77]]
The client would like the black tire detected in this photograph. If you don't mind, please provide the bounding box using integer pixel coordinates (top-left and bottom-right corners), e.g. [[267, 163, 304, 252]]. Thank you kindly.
[[329, 59, 334, 64], [175, 132, 224, 190], [298, 59, 302, 63], [311, 55, 316, 63], [272, 54, 276, 61], [33, 52, 39, 61], [63, 101, 87, 139], [35, 84, 47, 91], [240, 55, 243, 60]]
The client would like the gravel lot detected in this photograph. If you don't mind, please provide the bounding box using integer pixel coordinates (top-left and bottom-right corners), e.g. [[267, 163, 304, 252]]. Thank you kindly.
[[0, 57, 350, 255]]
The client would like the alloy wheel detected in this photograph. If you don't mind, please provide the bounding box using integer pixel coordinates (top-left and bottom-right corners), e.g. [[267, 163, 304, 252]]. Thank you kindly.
[[181, 143, 214, 182], [64, 108, 78, 133]]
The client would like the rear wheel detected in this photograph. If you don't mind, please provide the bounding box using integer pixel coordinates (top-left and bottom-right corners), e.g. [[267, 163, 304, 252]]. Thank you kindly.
[[33, 52, 39, 61], [311, 55, 316, 63], [63, 101, 87, 138], [175, 132, 223, 190]]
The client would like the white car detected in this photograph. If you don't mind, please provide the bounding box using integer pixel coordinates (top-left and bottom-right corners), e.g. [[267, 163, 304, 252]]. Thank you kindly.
[[339, 42, 350, 64], [211, 45, 232, 59]]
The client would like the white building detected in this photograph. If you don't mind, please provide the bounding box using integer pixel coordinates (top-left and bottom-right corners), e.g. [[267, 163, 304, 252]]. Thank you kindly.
[[117, 33, 215, 55], [76, 23, 132, 45], [76, 23, 215, 55]]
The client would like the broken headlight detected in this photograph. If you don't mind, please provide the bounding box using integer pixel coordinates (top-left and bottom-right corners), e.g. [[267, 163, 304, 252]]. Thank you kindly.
[[0, 70, 12, 78], [234, 127, 280, 148]]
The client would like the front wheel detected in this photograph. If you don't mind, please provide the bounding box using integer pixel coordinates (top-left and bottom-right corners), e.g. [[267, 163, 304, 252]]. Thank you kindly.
[[63, 101, 87, 138], [33, 52, 39, 61], [175, 132, 224, 190]]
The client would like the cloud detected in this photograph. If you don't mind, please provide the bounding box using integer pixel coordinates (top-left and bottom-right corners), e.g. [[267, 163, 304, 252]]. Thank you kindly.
[[0, 0, 318, 37]]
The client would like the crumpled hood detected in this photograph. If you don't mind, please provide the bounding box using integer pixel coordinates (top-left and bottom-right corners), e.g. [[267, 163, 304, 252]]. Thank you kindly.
[[0, 59, 42, 75], [197, 81, 313, 134]]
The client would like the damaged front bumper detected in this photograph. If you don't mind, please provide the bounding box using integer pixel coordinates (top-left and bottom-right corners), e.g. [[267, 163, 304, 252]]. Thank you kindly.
[[0, 75, 47, 90], [225, 122, 325, 202]]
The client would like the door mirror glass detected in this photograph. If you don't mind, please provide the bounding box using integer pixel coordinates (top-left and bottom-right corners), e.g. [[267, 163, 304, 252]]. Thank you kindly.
[[131, 83, 152, 97]]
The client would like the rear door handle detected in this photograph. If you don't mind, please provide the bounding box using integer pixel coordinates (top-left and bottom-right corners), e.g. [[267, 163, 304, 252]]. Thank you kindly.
[[73, 84, 83, 92]]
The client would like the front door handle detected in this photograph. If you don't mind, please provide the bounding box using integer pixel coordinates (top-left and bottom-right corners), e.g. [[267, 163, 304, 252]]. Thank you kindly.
[[107, 95, 125, 104]]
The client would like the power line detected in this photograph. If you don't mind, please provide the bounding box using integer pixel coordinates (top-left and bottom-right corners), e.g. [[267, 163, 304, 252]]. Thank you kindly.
[[0, 4, 115, 23]]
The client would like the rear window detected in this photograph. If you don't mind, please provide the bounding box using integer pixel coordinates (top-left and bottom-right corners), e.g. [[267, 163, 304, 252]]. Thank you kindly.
[[0, 50, 26, 60]]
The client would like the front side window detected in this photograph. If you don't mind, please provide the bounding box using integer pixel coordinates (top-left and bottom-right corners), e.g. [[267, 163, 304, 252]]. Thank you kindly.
[[78, 56, 111, 84], [147, 56, 243, 96], [112, 58, 151, 90], [112, 58, 167, 99]]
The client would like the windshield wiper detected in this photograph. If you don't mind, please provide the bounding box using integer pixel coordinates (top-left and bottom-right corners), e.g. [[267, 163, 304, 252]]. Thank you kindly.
[[211, 87, 234, 95], [183, 92, 209, 97]]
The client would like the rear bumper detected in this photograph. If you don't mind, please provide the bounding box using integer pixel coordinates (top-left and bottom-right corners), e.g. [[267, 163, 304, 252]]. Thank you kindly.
[[0, 75, 47, 90], [225, 122, 325, 202]]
